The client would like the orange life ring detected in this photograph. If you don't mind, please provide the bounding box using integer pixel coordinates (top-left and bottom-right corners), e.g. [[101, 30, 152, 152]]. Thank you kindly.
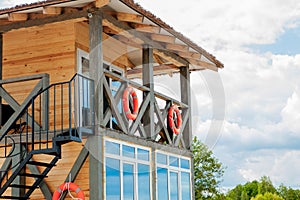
[[52, 182, 85, 200], [122, 86, 139, 120], [168, 105, 182, 135]]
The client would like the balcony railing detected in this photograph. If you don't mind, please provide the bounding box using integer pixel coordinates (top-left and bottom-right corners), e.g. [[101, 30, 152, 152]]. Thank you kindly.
[[102, 69, 190, 149]]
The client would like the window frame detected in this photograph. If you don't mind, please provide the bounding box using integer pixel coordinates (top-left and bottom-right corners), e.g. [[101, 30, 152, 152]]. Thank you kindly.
[[156, 151, 192, 200], [104, 137, 152, 200]]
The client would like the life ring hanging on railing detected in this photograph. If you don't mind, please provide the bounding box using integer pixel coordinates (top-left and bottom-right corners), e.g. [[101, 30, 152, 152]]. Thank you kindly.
[[168, 104, 182, 135], [52, 182, 85, 200], [122, 86, 139, 120]]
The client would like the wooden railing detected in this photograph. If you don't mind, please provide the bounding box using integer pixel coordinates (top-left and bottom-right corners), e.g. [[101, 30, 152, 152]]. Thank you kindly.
[[103, 69, 190, 149]]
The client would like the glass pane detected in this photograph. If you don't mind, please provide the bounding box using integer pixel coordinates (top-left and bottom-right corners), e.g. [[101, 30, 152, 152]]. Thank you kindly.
[[157, 167, 168, 200], [138, 164, 150, 200], [123, 163, 134, 200], [122, 145, 135, 158], [181, 172, 191, 200], [105, 141, 120, 155], [106, 158, 120, 200], [170, 172, 179, 200], [169, 156, 179, 167], [180, 158, 190, 169], [137, 148, 149, 161], [157, 153, 167, 165]]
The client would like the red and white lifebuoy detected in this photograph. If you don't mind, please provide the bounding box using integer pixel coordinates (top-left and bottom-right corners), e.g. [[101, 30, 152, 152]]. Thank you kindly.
[[52, 182, 85, 200], [122, 86, 139, 120], [168, 104, 182, 135]]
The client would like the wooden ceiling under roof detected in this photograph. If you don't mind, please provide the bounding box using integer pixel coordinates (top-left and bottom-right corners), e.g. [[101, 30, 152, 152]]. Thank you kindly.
[[0, 0, 224, 78]]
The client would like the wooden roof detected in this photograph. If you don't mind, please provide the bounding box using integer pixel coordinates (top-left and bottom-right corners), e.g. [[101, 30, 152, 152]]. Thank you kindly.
[[0, 0, 224, 75]]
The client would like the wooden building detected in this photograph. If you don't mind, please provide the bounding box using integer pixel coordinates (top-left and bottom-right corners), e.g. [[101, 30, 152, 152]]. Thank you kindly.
[[0, 0, 223, 199]]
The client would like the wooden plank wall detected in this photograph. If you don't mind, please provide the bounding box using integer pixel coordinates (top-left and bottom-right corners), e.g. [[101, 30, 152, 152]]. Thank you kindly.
[[29, 142, 89, 200], [2, 19, 77, 130], [1, 19, 90, 199]]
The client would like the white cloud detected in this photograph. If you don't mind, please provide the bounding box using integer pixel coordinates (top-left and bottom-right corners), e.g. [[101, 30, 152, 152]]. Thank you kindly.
[[281, 89, 300, 133]]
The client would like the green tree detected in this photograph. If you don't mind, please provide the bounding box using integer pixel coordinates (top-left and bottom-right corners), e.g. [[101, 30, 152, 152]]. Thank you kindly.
[[258, 176, 276, 195], [250, 192, 283, 200], [277, 184, 300, 200], [193, 136, 225, 199]]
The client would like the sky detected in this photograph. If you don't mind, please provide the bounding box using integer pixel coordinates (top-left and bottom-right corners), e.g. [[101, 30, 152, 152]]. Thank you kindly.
[[1, 0, 300, 189]]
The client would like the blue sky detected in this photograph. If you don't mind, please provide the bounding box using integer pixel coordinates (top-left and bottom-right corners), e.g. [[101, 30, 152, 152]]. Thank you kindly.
[[2, 0, 300, 189], [250, 26, 300, 55]]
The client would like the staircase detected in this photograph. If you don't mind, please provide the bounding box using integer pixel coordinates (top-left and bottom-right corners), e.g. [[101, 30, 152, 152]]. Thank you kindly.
[[0, 74, 94, 199]]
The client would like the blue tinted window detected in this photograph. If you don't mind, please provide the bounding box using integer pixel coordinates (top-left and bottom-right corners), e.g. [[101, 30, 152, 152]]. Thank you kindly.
[[106, 158, 120, 200], [137, 148, 149, 161], [170, 172, 179, 200], [123, 163, 134, 200], [105, 141, 120, 155], [157, 167, 168, 200], [180, 158, 190, 169], [169, 156, 179, 167], [157, 153, 167, 165], [122, 145, 135, 158], [181, 172, 191, 200], [138, 164, 150, 200]]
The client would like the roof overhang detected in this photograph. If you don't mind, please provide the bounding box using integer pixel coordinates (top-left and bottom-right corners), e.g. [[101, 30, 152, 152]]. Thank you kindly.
[[0, 0, 224, 76]]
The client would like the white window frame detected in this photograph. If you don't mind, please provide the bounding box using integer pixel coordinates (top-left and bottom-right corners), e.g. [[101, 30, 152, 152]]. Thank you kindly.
[[156, 151, 192, 200], [104, 137, 152, 200]]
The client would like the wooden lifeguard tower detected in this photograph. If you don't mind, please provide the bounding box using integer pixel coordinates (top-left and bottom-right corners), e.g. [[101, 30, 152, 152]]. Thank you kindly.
[[0, 0, 223, 199]]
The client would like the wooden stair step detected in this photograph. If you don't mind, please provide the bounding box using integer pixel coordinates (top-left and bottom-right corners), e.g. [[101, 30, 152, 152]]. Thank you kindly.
[[9, 184, 36, 189], [26, 161, 55, 167], [19, 173, 47, 179], [0, 196, 27, 199]]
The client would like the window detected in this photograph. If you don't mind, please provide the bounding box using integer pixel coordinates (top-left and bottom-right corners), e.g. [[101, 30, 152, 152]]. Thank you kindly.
[[76, 49, 93, 134], [103, 63, 124, 129], [156, 152, 192, 200], [105, 138, 151, 200]]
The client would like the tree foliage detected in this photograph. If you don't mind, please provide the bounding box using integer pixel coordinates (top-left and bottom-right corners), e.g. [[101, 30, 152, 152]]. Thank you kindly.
[[223, 176, 300, 200], [193, 136, 225, 199]]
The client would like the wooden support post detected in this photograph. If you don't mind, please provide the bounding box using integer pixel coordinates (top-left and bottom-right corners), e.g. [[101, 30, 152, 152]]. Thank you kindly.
[[42, 74, 49, 131], [89, 12, 104, 126], [11, 144, 25, 197], [88, 11, 104, 200], [180, 66, 192, 149], [142, 45, 155, 138], [0, 33, 2, 126]]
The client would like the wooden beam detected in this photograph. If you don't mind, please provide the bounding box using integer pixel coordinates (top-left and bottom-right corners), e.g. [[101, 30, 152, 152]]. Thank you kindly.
[[63, 7, 80, 13], [8, 13, 28, 22], [89, 13, 103, 200], [116, 12, 143, 23], [151, 33, 175, 44], [95, 0, 110, 8], [43, 6, 62, 15], [127, 64, 177, 78], [0, 33, 2, 126], [179, 66, 192, 149], [188, 58, 218, 71], [102, 12, 188, 67], [166, 43, 189, 52], [153, 49, 186, 67], [116, 35, 142, 48], [131, 23, 160, 33], [177, 51, 201, 59], [103, 26, 119, 35], [0, 19, 10, 25], [142, 45, 155, 138], [0, 10, 88, 33], [153, 54, 165, 65]]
